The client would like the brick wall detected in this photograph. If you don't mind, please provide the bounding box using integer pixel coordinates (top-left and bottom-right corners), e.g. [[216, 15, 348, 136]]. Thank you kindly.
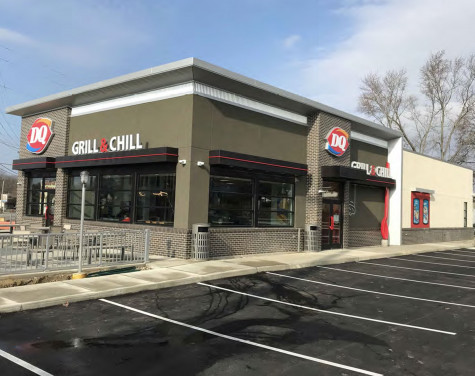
[[16, 108, 71, 226], [65, 220, 191, 258], [306, 111, 351, 251], [19, 108, 71, 159], [348, 229, 382, 248], [209, 228, 302, 258], [402, 228, 473, 244]]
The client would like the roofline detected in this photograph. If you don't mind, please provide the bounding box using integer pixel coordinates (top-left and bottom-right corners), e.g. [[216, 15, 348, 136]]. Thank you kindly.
[[190, 58, 401, 138], [5, 58, 196, 115], [6, 57, 401, 139]]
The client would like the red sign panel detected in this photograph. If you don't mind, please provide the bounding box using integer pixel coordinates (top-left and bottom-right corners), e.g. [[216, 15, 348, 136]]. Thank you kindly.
[[325, 127, 349, 157], [411, 192, 430, 228], [26, 118, 54, 154]]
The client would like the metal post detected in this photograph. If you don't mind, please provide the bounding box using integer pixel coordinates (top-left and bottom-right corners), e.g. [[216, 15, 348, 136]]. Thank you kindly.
[[77, 177, 87, 274], [99, 233, 103, 266], [44, 234, 50, 270], [1, 179, 4, 214], [144, 229, 150, 262]]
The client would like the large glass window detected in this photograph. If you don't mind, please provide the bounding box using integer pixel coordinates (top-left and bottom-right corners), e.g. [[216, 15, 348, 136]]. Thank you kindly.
[[257, 181, 294, 226], [209, 177, 253, 226], [67, 175, 97, 220], [208, 174, 294, 227], [98, 175, 132, 222], [26, 175, 56, 218], [66, 170, 175, 226], [136, 174, 175, 225]]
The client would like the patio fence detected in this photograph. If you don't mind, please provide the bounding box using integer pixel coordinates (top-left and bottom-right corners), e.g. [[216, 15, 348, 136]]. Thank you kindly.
[[0, 229, 150, 275]]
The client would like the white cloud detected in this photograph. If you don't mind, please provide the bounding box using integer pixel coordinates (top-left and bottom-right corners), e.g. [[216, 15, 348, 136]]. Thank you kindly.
[[285, 0, 475, 115], [0, 28, 32, 45], [282, 34, 301, 49]]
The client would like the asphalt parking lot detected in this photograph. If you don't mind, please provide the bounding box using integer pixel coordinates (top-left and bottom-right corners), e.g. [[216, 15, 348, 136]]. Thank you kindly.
[[0, 248, 474, 376]]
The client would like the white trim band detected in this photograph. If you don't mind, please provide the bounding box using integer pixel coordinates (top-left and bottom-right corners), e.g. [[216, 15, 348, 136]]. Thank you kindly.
[[71, 82, 308, 125], [351, 131, 388, 148]]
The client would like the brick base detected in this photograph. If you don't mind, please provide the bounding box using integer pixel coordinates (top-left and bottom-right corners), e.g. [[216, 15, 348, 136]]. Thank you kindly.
[[209, 228, 303, 258], [348, 229, 382, 248], [402, 227, 473, 244], [66, 221, 191, 259]]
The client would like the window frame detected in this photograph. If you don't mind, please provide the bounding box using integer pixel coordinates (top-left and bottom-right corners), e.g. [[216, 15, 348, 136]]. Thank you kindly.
[[411, 191, 430, 228], [66, 164, 176, 226], [464, 202, 467, 228], [209, 167, 295, 228], [25, 172, 56, 218]]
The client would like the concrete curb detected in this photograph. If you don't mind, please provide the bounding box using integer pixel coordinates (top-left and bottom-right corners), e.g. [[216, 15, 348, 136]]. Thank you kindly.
[[0, 240, 473, 313]]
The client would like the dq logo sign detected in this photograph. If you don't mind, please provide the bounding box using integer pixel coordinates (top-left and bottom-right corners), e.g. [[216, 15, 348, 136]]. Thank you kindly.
[[26, 118, 54, 154], [325, 127, 349, 157]]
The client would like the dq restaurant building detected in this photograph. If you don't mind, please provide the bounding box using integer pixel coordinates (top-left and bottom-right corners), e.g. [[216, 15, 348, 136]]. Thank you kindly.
[[6, 58, 474, 258]]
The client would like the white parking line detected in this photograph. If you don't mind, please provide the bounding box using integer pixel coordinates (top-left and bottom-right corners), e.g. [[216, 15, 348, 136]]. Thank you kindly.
[[100, 298, 383, 376], [444, 250, 475, 257], [198, 283, 456, 335], [266, 272, 475, 309], [316, 266, 475, 290], [391, 257, 475, 270], [438, 252, 475, 259], [0, 348, 53, 376], [358, 261, 475, 278], [411, 254, 475, 263]]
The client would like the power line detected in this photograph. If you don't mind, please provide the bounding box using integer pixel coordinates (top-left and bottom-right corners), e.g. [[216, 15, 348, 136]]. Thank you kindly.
[[0, 165, 16, 176]]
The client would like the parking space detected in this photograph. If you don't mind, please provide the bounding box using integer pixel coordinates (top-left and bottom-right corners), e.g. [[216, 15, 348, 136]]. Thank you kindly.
[[0, 249, 474, 375]]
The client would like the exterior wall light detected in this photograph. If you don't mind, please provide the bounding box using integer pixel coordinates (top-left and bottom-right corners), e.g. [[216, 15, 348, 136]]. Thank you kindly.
[[197, 161, 205, 167], [178, 159, 187, 165]]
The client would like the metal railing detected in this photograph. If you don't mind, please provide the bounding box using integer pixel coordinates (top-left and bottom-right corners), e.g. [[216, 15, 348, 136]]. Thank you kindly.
[[0, 229, 150, 275]]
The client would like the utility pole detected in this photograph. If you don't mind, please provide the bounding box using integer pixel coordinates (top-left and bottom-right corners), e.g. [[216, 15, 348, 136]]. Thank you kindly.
[[1, 179, 4, 214]]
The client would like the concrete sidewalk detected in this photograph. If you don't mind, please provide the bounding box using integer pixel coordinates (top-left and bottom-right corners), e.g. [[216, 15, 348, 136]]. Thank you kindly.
[[0, 240, 473, 313]]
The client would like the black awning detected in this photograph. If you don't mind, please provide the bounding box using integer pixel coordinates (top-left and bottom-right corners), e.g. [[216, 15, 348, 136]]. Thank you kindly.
[[55, 147, 179, 169], [321, 165, 396, 187], [12, 157, 56, 170], [209, 150, 308, 176]]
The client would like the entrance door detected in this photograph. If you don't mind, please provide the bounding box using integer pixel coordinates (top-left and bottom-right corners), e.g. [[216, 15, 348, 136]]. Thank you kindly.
[[322, 202, 342, 249]]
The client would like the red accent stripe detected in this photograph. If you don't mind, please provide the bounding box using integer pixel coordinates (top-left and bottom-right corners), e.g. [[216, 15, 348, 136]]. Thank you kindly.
[[209, 155, 307, 171], [366, 178, 395, 185], [13, 161, 55, 166], [55, 153, 178, 164]]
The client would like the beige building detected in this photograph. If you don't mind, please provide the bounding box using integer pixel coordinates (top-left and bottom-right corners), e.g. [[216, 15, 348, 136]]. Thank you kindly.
[[402, 150, 473, 244]]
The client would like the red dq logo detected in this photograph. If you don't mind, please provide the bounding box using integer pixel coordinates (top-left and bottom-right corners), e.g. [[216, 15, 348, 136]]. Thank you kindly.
[[325, 127, 349, 157], [26, 118, 54, 154]]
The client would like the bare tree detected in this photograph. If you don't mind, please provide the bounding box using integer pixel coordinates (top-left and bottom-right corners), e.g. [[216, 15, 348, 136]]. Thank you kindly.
[[358, 51, 475, 165]]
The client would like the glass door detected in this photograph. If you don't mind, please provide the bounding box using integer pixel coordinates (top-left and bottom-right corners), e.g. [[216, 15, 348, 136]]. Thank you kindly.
[[322, 202, 342, 249]]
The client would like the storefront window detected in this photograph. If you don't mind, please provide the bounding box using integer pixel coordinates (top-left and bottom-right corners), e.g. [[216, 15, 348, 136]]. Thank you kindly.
[[208, 174, 295, 227], [209, 177, 253, 226], [67, 175, 97, 220], [66, 169, 175, 226], [135, 174, 175, 225], [98, 175, 132, 222], [257, 181, 294, 226], [26, 175, 56, 220]]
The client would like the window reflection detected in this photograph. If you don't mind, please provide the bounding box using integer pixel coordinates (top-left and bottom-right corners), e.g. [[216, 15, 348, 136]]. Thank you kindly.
[[208, 177, 253, 226], [135, 174, 175, 225], [208, 176, 294, 227]]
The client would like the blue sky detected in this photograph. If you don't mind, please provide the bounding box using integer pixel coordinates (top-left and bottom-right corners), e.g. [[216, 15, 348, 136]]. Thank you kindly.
[[1, 0, 474, 170]]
